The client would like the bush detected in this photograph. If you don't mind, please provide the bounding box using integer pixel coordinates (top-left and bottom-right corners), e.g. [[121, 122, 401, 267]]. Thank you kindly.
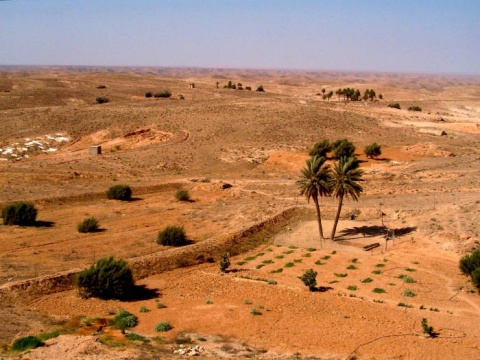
[[388, 103, 401, 109], [11, 336, 44, 351], [145, 91, 153, 98], [77, 217, 100, 233], [154, 322, 172, 332], [219, 252, 230, 273], [114, 309, 138, 331], [96, 85, 106, 89], [298, 269, 317, 291], [2, 201, 37, 226], [154, 90, 172, 98], [245, 86, 252, 91], [175, 189, 190, 201], [408, 106, 422, 111], [459, 248, 480, 276], [106, 184, 132, 201], [157, 225, 187, 246], [256, 85, 265, 92], [364, 143, 382, 158], [471, 267, 480, 290], [332, 138, 355, 159], [96, 97, 109, 104], [421, 318, 436, 337], [309, 139, 331, 158], [76, 256, 135, 299]]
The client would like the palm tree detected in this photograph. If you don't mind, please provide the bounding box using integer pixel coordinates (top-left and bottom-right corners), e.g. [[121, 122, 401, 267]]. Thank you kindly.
[[297, 155, 332, 245], [330, 156, 364, 240]]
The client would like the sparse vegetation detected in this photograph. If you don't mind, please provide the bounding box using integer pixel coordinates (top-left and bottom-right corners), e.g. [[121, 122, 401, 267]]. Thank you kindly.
[[373, 288, 386, 293], [175, 189, 190, 201], [155, 322, 173, 332], [361, 278, 373, 283], [77, 217, 100, 233], [331, 138, 356, 159], [298, 269, 317, 291], [96, 96, 109, 104], [459, 248, 480, 290], [250, 308, 262, 315], [76, 256, 135, 299], [421, 318, 436, 337], [157, 225, 187, 246], [219, 251, 231, 273], [114, 309, 138, 332], [403, 289, 416, 297], [106, 184, 132, 201], [408, 105, 422, 111], [364, 143, 382, 158], [145, 91, 153, 98], [10, 336, 44, 352], [388, 103, 401, 109], [309, 139, 331, 158], [256, 85, 265, 92], [2, 201, 37, 226], [347, 285, 357, 291], [154, 90, 172, 98]]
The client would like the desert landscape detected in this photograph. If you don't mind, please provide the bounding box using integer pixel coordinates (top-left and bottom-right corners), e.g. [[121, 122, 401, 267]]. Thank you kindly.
[[0, 67, 479, 359]]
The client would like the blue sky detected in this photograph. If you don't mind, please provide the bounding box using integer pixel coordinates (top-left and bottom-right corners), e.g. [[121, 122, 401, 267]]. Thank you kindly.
[[1, 0, 479, 75]]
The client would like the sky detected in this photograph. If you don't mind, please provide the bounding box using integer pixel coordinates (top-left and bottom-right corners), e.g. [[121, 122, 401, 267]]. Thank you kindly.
[[0, 0, 479, 75]]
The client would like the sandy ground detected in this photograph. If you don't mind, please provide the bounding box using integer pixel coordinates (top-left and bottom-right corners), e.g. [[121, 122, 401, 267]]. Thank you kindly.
[[0, 68, 479, 359]]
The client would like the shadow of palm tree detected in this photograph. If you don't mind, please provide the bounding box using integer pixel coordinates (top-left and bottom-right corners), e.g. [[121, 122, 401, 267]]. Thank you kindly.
[[336, 225, 387, 240], [336, 225, 417, 240]]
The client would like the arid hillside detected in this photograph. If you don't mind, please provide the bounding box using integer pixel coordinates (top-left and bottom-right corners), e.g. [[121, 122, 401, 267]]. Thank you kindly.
[[0, 67, 479, 359]]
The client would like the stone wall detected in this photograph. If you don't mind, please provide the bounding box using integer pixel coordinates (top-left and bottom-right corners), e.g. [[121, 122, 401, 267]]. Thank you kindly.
[[0, 206, 307, 298]]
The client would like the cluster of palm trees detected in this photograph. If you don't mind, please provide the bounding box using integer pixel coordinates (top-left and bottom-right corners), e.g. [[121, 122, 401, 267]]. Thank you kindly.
[[297, 153, 364, 248], [333, 88, 381, 102]]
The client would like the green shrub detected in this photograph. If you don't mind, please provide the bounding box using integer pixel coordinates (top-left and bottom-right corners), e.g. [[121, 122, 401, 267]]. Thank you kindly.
[[471, 267, 480, 290], [126, 333, 148, 342], [157, 225, 187, 246], [388, 103, 401, 109], [298, 269, 317, 291], [347, 285, 357, 291], [106, 184, 132, 201], [2, 201, 37, 226], [334, 273, 348, 278], [96, 97, 109, 104], [347, 265, 357, 270], [361, 278, 373, 283], [175, 189, 190, 201], [145, 91, 153, 98], [77, 217, 100, 233], [154, 322, 172, 332], [250, 308, 262, 315], [332, 139, 355, 159], [76, 256, 135, 299], [11, 336, 44, 351], [459, 248, 480, 276], [156, 302, 167, 309], [421, 318, 436, 337], [256, 85, 265, 92], [309, 139, 331, 158], [38, 331, 60, 342], [398, 302, 413, 308], [398, 275, 416, 283], [408, 106, 422, 111], [364, 143, 382, 158], [139, 306, 150, 313], [114, 309, 138, 331], [154, 90, 172, 98], [373, 288, 386, 293], [403, 289, 416, 297], [219, 252, 230, 273]]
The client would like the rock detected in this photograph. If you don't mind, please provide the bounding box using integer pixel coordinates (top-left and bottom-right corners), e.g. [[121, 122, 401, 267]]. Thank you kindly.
[[221, 183, 233, 190]]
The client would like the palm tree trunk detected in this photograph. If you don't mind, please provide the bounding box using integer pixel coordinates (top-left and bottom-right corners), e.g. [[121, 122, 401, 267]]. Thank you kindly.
[[330, 195, 344, 240], [313, 197, 324, 246]]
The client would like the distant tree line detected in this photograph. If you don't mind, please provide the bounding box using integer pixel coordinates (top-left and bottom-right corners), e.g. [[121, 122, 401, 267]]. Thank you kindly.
[[222, 80, 263, 92]]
